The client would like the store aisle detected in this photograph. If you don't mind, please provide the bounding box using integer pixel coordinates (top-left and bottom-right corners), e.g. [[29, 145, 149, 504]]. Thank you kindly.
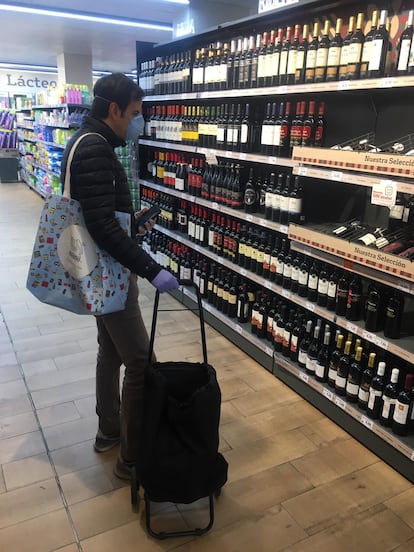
[[1, 181, 414, 552]]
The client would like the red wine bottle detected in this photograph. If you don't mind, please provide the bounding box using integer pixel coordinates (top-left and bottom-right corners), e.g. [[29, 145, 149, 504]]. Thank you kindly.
[[358, 352, 376, 410], [392, 373, 414, 436], [379, 368, 400, 427], [366, 361, 386, 419]]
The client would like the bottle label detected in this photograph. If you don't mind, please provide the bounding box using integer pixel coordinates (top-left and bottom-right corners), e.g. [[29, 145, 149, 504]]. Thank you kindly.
[[358, 386, 369, 403], [317, 278, 328, 295], [367, 388, 382, 411], [328, 366, 337, 381], [308, 274, 318, 290], [315, 361, 325, 379], [393, 401, 409, 425], [327, 281, 337, 298], [335, 374, 347, 389], [193, 67, 204, 84], [298, 349, 307, 365], [257, 251, 265, 264], [258, 55, 266, 79], [306, 356, 316, 373], [287, 49, 297, 74], [296, 50, 305, 70], [273, 125, 281, 147], [359, 233, 376, 246], [279, 51, 288, 75], [263, 253, 271, 269], [240, 124, 249, 144], [276, 259, 284, 274], [389, 204, 404, 220], [306, 49, 317, 69], [299, 270, 308, 286], [347, 43, 362, 65], [283, 329, 291, 348], [381, 396, 396, 419], [280, 196, 290, 212], [272, 193, 281, 210], [327, 46, 341, 68], [244, 188, 257, 206], [346, 381, 359, 396], [316, 47, 329, 69], [290, 335, 298, 353], [368, 39, 384, 71], [283, 263, 292, 279], [261, 125, 274, 146]]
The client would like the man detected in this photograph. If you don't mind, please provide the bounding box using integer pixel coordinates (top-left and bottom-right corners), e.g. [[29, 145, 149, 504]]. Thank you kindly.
[[61, 73, 179, 479]]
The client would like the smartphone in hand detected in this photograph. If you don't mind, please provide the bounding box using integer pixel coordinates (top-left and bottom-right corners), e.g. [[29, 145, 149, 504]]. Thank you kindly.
[[135, 205, 161, 230]]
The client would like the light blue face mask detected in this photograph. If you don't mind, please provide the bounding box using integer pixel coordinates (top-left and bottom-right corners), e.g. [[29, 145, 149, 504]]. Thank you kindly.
[[126, 113, 145, 142]]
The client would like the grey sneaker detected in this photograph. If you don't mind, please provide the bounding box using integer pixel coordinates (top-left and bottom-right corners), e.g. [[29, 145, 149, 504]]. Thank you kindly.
[[114, 456, 134, 481], [93, 430, 120, 453]]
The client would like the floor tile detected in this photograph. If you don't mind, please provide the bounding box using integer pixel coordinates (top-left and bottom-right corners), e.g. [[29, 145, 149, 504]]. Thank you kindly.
[[282, 462, 412, 535], [175, 504, 307, 552], [385, 487, 414, 530], [0, 477, 63, 529], [51, 439, 118, 477], [74, 395, 96, 418], [0, 508, 75, 552], [0, 430, 46, 464], [284, 505, 414, 552], [2, 452, 55, 490], [69, 486, 138, 540], [31, 377, 95, 409], [230, 385, 300, 418], [0, 410, 39, 440], [0, 393, 32, 419], [223, 428, 317, 483], [291, 438, 379, 486], [59, 462, 117, 505], [0, 363, 21, 383], [43, 415, 97, 451], [37, 401, 81, 428]]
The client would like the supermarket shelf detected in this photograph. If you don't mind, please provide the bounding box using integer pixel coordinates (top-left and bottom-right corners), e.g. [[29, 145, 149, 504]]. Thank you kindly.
[[291, 241, 414, 296], [292, 165, 414, 195], [139, 178, 289, 234], [173, 284, 414, 473], [0, 148, 18, 158], [156, 225, 414, 365], [144, 76, 414, 103], [139, 139, 295, 168]]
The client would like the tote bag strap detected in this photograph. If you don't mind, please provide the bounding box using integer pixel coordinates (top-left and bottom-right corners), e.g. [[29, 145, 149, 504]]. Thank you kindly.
[[62, 132, 107, 199]]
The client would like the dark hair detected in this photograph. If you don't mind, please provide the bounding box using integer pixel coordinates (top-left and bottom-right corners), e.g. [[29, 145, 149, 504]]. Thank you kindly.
[[90, 73, 144, 118]]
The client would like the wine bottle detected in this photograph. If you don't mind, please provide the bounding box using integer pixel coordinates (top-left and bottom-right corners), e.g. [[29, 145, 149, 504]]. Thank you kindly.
[[298, 255, 309, 297], [257, 32, 268, 88], [364, 284, 383, 332], [290, 312, 305, 362], [346, 274, 363, 321], [278, 101, 292, 158], [384, 292, 404, 339], [335, 339, 352, 396], [392, 373, 414, 436], [314, 101, 326, 148], [244, 167, 257, 213], [290, 253, 301, 294], [326, 268, 339, 311], [274, 303, 287, 353], [315, 330, 331, 382], [335, 272, 349, 317], [304, 22, 320, 83], [366, 361, 386, 419], [316, 263, 329, 307], [287, 24, 300, 85], [326, 18, 343, 81], [346, 346, 363, 403], [288, 175, 304, 225], [360, 10, 379, 78], [279, 174, 291, 225], [358, 352, 376, 409], [306, 325, 321, 376], [379, 368, 400, 427], [282, 308, 296, 357], [301, 100, 316, 147], [347, 12, 365, 80], [314, 20, 330, 82], [279, 26, 291, 86], [307, 259, 319, 302], [295, 24, 309, 84], [298, 319, 313, 369], [368, 10, 389, 78], [237, 282, 250, 323], [272, 172, 284, 223], [338, 16, 355, 80]]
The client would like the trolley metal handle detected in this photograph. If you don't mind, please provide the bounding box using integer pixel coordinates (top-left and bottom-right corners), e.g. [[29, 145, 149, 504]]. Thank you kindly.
[[148, 279, 208, 366]]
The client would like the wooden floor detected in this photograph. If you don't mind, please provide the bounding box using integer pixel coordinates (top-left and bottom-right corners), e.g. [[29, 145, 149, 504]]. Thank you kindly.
[[1, 181, 414, 551]]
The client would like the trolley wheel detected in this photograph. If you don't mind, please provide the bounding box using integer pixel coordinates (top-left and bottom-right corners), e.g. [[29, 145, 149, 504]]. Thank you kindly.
[[130, 466, 139, 510]]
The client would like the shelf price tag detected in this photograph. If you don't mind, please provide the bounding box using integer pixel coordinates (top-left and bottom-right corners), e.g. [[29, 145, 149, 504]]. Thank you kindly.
[[211, 202, 219, 210], [411, 451, 414, 462], [282, 289, 290, 299], [338, 80, 351, 90], [204, 302, 212, 313], [205, 149, 218, 166], [360, 415, 374, 430], [297, 166, 308, 176], [235, 324, 243, 336], [265, 346, 273, 357], [362, 330, 375, 343], [380, 77, 396, 88], [335, 397, 346, 410], [279, 86, 287, 94], [299, 372, 309, 383], [264, 280, 273, 290], [305, 302, 315, 312], [279, 225, 288, 234], [246, 214, 253, 222], [240, 268, 247, 277], [371, 180, 397, 208], [322, 388, 334, 401], [374, 336, 389, 351], [346, 322, 358, 334], [331, 170, 343, 181]]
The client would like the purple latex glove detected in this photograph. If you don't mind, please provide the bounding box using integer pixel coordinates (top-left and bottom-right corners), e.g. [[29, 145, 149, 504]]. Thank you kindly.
[[151, 270, 179, 293]]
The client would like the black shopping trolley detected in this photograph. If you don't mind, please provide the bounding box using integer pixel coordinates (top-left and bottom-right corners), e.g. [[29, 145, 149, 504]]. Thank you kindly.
[[131, 280, 228, 539]]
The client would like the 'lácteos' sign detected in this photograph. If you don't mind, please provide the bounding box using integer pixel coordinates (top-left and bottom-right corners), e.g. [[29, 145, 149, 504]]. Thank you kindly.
[[0, 70, 57, 95]]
